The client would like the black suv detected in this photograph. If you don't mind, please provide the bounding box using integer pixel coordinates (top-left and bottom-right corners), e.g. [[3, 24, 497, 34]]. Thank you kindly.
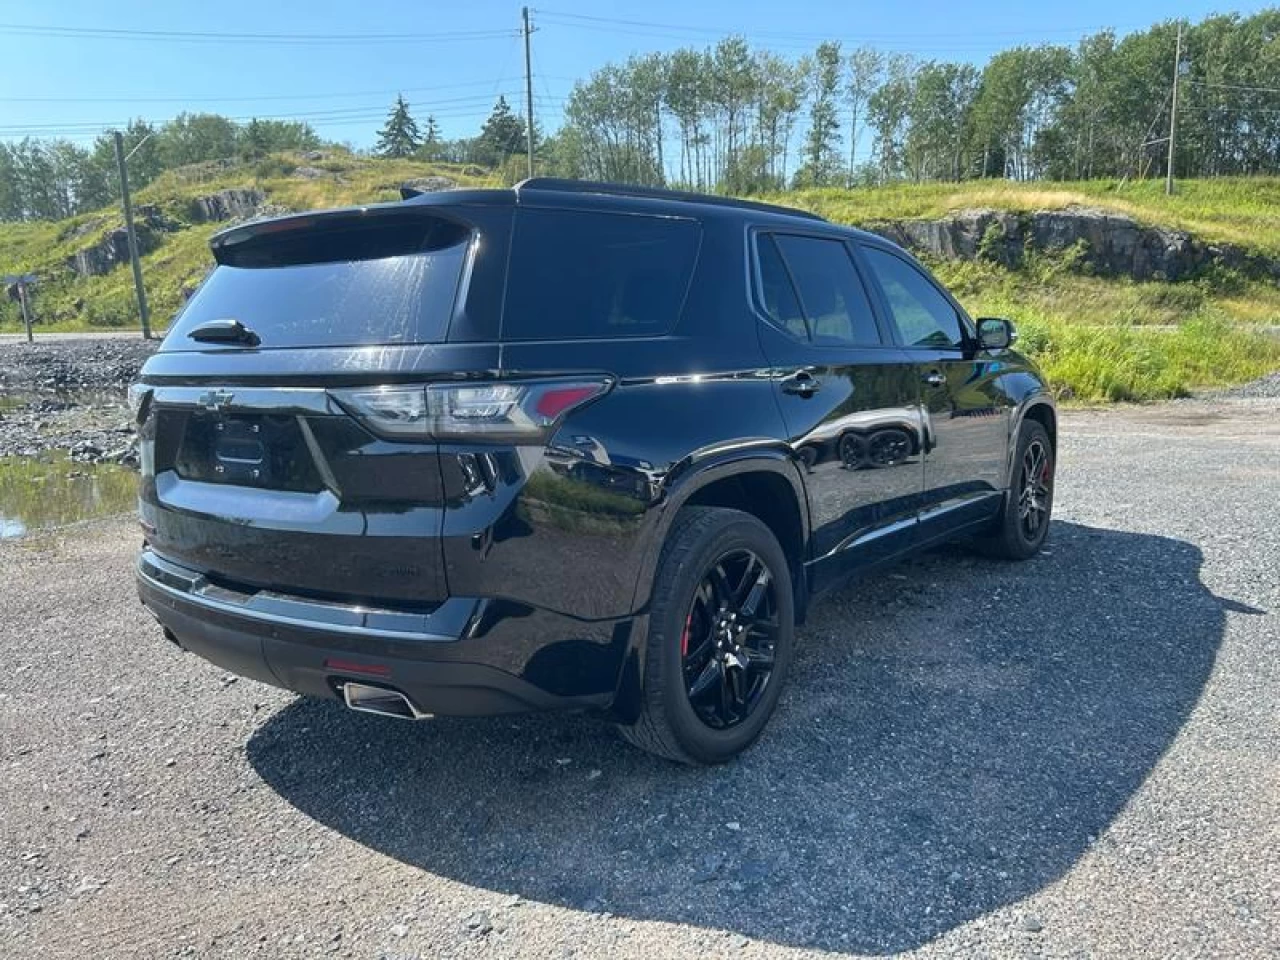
[[133, 178, 1056, 764]]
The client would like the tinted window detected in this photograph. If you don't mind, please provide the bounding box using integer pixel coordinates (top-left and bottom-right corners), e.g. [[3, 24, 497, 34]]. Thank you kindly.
[[772, 234, 881, 346], [165, 228, 468, 350], [503, 209, 699, 340], [861, 247, 965, 349], [756, 235, 807, 339]]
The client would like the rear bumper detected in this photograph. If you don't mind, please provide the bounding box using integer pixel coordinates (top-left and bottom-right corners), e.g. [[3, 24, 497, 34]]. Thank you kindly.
[[136, 549, 629, 716]]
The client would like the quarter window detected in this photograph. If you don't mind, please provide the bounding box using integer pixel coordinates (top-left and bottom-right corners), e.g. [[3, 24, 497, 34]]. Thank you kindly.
[[755, 233, 882, 347], [861, 246, 965, 349]]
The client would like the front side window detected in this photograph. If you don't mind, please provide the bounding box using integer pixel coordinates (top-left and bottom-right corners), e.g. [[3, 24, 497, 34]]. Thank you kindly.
[[860, 246, 965, 349]]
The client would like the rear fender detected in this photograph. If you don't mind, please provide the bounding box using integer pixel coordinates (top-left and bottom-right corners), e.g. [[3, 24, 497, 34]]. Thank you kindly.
[[610, 444, 810, 722]]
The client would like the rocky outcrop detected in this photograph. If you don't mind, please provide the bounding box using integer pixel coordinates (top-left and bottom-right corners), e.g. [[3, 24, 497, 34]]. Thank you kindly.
[[866, 206, 1280, 282], [400, 176, 457, 194], [186, 187, 267, 223], [64, 206, 174, 279]]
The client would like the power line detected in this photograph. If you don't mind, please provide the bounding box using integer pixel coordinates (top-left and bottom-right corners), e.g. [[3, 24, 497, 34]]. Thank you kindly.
[[0, 78, 571, 105], [1187, 79, 1280, 96], [535, 8, 1139, 42], [0, 21, 518, 45]]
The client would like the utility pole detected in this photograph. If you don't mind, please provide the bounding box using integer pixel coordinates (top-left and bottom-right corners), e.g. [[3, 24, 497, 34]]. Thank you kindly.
[[1166, 21, 1183, 196], [522, 6, 535, 179], [113, 131, 152, 339]]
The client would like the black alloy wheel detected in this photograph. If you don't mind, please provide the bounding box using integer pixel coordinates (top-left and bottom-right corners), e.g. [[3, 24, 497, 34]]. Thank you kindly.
[[1018, 436, 1053, 541], [619, 506, 795, 764], [679, 548, 779, 729], [868, 428, 912, 467]]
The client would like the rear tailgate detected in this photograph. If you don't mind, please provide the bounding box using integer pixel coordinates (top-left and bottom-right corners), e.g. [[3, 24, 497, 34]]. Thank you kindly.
[[140, 382, 453, 606], [136, 201, 508, 609]]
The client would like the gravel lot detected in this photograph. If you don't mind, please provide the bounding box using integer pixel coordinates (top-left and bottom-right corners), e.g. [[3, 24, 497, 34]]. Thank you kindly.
[[1, 397, 1277, 959]]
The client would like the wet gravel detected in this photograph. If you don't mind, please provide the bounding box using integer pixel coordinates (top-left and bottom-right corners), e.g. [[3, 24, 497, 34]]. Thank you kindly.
[[0, 339, 155, 463], [1, 390, 1278, 957]]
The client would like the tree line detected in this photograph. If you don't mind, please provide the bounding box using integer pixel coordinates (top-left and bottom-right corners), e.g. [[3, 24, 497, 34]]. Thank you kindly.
[[0, 115, 320, 221], [544, 10, 1280, 190], [4, 10, 1280, 222]]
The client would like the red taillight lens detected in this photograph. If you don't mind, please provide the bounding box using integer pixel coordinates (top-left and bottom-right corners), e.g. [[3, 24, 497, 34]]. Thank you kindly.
[[534, 385, 601, 420], [333, 378, 611, 442]]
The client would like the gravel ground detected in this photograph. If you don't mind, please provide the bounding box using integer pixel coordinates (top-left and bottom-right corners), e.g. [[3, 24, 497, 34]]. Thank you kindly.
[[1, 398, 1277, 959], [0, 338, 156, 462]]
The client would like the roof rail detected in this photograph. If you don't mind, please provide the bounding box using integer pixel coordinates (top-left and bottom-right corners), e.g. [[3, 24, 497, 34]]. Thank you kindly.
[[514, 177, 826, 222]]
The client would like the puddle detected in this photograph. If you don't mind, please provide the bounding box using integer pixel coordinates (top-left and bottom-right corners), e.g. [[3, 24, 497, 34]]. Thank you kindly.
[[0, 452, 136, 539]]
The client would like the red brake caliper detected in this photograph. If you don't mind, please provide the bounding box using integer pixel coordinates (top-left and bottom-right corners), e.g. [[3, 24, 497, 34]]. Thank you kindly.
[[681, 613, 693, 657]]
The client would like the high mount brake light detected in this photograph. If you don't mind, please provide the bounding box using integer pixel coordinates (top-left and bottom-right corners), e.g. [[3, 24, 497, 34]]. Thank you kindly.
[[333, 379, 611, 442]]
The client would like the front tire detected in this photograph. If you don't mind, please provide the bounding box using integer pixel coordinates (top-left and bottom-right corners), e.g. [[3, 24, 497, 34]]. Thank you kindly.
[[978, 419, 1055, 560], [619, 507, 795, 765]]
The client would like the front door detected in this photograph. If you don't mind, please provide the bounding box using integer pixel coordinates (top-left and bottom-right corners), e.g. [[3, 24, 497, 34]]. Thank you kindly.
[[752, 230, 926, 593], [857, 243, 1012, 533]]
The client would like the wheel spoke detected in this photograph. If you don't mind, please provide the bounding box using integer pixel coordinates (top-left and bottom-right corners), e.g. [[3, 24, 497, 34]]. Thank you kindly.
[[745, 646, 775, 670], [709, 564, 735, 610], [688, 658, 721, 700], [739, 565, 772, 618]]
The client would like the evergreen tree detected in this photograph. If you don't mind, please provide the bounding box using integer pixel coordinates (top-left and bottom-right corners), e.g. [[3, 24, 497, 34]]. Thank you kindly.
[[418, 115, 442, 161], [474, 96, 527, 167], [376, 95, 422, 159]]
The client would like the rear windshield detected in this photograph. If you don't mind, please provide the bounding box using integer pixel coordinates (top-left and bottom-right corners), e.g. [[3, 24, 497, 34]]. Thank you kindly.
[[502, 208, 699, 341], [163, 218, 470, 350]]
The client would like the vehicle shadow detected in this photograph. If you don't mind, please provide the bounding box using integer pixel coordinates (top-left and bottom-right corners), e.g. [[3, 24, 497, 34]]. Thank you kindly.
[[246, 521, 1228, 954]]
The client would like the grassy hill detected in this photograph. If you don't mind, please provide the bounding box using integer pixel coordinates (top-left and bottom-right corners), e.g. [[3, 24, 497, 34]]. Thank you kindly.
[[2, 154, 1278, 403]]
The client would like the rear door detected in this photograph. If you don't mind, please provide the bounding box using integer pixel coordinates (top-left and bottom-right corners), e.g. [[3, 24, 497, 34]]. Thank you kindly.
[[751, 229, 925, 593], [856, 243, 1011, 532], [137, 205, 500, 609]]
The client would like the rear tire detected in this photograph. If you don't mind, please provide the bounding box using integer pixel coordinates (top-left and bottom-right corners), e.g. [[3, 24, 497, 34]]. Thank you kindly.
[[977, 419, 1055, 561], [618, 507, 794, 765]]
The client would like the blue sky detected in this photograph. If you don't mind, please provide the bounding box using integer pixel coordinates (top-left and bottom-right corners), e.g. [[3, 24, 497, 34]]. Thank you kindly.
[[0, 0, 1268, 152]]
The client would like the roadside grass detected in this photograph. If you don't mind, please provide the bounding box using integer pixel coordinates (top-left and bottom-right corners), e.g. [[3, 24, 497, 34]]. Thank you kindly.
[[3, 162, 1278, 401], [776, 176, 1280, 256]]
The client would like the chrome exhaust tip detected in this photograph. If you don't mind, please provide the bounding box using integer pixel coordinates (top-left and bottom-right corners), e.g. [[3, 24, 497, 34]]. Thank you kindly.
[[341, 681, 431, 721]]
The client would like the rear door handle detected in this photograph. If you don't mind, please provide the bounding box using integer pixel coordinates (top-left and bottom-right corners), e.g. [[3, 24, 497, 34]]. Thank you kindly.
[[781, 370, 821, 396], [922, 370, 946, 388]]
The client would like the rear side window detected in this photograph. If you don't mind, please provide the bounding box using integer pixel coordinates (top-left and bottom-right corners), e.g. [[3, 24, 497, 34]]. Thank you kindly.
[[756, 233, 882, 347], [165, 217, 470, 350], [503, 209, 699, 341]]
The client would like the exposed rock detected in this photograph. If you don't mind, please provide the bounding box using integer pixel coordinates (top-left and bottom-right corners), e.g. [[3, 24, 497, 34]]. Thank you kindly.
[[186, 187, 267, 224], [292, 166, 329, 180], [66, 226, 157, 278], [302, 150, 326, 162], [63, 206, 178, 278], [400, 176, 457, 194], [866, 205, 1280, 283]]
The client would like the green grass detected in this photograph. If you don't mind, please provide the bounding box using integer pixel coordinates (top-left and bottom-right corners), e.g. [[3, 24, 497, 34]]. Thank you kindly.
[[772, 176, 1280, 257], [2, 161, 1278, 403]]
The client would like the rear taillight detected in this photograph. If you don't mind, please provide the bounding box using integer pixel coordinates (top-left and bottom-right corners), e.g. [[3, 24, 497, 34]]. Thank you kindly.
[[333, 378, 612, 442]]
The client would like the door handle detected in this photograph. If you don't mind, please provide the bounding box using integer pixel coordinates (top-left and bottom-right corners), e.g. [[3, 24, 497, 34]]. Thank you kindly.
[[922, 370, 946, 388], [781, 371, 821, 397]]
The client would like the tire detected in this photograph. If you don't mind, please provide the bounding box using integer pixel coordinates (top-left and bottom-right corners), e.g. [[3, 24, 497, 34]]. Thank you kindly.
[[618, 507, 795, 765], [977, 419, 1055, 560]]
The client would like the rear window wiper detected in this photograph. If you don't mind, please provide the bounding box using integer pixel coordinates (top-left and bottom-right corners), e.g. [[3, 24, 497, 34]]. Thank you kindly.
[[188, 318, 261, 347]]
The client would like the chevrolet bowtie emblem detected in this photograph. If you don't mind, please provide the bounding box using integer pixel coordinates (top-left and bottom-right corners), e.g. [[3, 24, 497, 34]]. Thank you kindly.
[[197, 389, 235, 412]]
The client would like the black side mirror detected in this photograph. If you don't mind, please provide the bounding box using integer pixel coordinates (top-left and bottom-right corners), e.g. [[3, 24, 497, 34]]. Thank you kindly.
[[977, 317, 1015, 351]]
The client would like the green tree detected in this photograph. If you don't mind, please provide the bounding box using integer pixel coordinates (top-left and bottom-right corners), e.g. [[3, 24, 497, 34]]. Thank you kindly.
[[795, 41, 843, 187], [846, 47, 884, 184], [157, 112, 239, 167], [375, 95, 422, 159], [474, 96, 527, 168]]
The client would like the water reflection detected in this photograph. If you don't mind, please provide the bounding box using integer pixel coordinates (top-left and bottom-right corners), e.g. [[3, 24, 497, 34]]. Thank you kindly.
[[0, 453, 136, 539]]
